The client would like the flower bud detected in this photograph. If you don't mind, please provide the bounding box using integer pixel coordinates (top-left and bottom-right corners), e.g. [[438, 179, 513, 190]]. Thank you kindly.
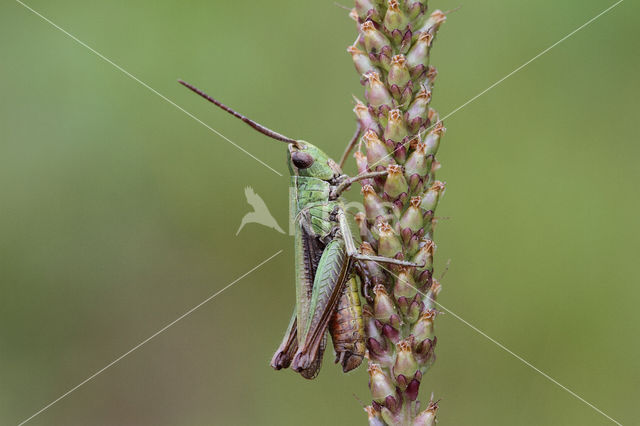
[[420, 181, 445, 211], [387, 55, 410, 88], [413, 239, 435, 270], [407, 0, 427, 20], [412, 309, 436, 341], [363, 184, 388, 222], [399, 196, 424, 232], [424, 280, 441, 310], [355, 211, 376, 245], [355, 151, 371, 182], [406, 85, 432, 128], [361, 242, 387, 286], [381, 406, 402, 425], [382, 323, 401, 343], [373, 284, 397, 323], [407, 233, 422, 257], [363, 305, 383, 341], [361, 21, 391, 54], [355, 0, 377, 19], [383, 109, 408, 142], [349, 8, 359, 22], [417, 9, 447, 35], [393, 338, 418, 379], [378, 45, 393, 70], [365, 405, 386, 426], [394, 267, 418, 299], [369, 336, 393, 364], [424, 121, 445, 155], [384, 164, 409, 199], [427, 65, 438, 83], [405, 378, 421, 401], [415, 337, 435, 367], [364, 71, 393, 108], [377, 222, 403, 258], [406, 298, 423, 323], [397, 294, 410, 313], [391, 141, 408, 165], [368, 363, 396, 403], [389, 313, 402, 330], [427, 107, 439, 124], [413, 400, 438, 426], [354, 98, 382, 134], [363, 130, 391, 166], [383, 0, 409, 32], [406, 32, 433, 70], [404, 143, 431, 180], [348, 45, 377, 76]]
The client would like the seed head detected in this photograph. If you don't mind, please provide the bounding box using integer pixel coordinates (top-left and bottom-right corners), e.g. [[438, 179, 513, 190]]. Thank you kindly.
[[384, 163, 409, 198], [393, 338, 418, 379], [364, 72, 393, 108], [363, 129, 392, 166], [399, 196, 425, 232], [373, 284, 397, 323], [388, 54, 410, 88], [361, 21, 391, 53], [354, 98, 382, 134], [368, 363, 396, 403], [384, 109, 408, 142], [412, 309, 437, 341], [348, 45, 377, 75], [384, 0, 409, 32], [413, 399, 438, 426]]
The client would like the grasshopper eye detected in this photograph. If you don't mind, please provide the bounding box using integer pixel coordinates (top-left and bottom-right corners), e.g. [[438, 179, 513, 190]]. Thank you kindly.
[[291, 151, 315, 169]]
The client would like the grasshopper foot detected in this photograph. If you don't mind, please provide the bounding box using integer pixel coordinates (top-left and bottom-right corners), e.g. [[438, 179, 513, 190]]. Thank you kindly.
[[335, 351, 364, 373], [270, 350, 292, 370], [291, 351, 312, 372], [291, 351, 323, 380]]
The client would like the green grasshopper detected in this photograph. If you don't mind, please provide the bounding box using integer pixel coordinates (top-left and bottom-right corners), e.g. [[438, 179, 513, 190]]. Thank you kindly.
[[179, 80, 420, 379]]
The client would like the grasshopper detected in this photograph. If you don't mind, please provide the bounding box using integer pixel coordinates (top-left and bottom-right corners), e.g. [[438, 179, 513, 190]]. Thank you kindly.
[[179, 80, 420, 379]]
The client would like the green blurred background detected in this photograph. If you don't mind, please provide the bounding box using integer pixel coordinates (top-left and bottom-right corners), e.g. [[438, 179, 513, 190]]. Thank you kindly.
[[1, 0, 638, 424]]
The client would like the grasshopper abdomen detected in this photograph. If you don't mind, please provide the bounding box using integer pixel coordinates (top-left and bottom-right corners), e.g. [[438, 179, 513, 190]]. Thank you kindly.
[[329, 275, 366, 372]]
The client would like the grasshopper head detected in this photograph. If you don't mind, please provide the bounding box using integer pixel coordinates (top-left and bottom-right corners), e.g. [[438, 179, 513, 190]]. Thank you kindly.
[[288, 141, 342, 181]]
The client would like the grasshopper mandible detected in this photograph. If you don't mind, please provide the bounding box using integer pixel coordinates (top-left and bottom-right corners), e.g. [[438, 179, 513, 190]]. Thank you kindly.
[[179, 80, 420, 379]]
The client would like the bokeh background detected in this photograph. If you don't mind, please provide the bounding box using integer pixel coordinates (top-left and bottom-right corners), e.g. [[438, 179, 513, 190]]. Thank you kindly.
[[1, 0, 639, 425]]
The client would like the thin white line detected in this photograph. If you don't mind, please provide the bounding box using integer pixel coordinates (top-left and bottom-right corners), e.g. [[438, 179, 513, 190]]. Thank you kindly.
[[374, 262, 624, 426], [15, 0, 283, 177], [366, 0, 624, 172], [438, 0, 624, 123], [17, 250, 283, 426]]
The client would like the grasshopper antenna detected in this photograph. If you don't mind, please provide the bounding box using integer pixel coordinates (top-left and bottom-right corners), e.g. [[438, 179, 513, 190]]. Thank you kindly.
[[178, 80, 300, 146]]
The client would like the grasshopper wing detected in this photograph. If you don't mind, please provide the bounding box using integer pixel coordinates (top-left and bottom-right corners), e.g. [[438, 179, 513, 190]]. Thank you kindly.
[[292, 237, 352, 376], [271, 215, 325, 377]]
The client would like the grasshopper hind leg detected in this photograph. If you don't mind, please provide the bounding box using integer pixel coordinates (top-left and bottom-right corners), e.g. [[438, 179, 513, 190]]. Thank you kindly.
[[298, 334, 327, 380], [270, 313, 298, 370], [271, 314, 327, 380]]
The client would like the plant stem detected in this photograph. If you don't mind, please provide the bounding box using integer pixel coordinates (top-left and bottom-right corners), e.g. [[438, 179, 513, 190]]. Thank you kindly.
[[346, 2, 448, 424]]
